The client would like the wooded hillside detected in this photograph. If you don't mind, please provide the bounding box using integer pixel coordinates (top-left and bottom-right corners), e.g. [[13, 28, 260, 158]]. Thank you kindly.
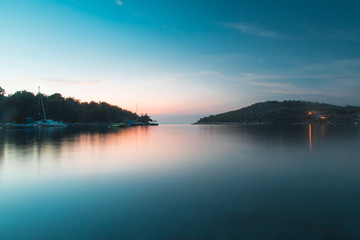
[[0, 90, 143, 124], [196, 101, 360, 124]]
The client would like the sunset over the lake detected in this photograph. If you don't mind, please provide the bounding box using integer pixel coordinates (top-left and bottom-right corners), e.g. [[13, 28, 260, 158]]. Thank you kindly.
[[1, 1, 360, 239]]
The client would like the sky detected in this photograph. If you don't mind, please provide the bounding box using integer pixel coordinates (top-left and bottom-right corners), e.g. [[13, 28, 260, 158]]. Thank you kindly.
[[1, 0, 360, 123]]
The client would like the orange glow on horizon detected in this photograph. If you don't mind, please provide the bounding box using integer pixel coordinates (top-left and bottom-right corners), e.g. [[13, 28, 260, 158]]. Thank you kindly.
[[115, 101, 230, 116]]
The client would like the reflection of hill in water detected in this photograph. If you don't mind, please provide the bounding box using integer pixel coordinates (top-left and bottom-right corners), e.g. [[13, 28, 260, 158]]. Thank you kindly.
[[199, 124, 359, 141], [1, 125, 359, 167], [199, 124, 360, 154], [1, 125, 359, 153], [1, 128, 66, 146], [1, 127, 122, 145], [0, 127, 149, 163]]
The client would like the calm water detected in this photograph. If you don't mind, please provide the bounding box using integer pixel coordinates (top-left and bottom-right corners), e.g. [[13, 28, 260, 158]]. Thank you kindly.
[[0, 124, 360, 240]]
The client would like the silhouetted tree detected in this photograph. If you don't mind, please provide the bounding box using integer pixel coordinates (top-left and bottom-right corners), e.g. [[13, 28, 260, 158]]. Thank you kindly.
[[0, 89, 140, 123], [138, 113, 152, 124], [0, 86, 5, 101], [1, 91, 37, 123]]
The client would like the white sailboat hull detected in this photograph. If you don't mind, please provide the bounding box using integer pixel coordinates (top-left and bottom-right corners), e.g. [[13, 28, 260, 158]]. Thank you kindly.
[[36, 120, 67, 127]]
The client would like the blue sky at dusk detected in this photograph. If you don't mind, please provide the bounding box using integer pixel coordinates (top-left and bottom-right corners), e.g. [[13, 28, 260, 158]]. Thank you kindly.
[[1, 0, 360, 122]]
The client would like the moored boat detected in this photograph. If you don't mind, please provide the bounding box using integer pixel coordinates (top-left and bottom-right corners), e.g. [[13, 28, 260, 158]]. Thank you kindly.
[[37, 87, 67, 128], [36, 119, 67, 127], [128, 120, 145, 126], [112, 122, 127, 128], [148, 121, 159, 126]]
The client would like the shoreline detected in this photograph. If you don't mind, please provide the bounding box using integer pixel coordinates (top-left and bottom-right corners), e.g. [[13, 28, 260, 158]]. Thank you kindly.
[[193, 121, 359, 125], [0, 122, 159, 129]]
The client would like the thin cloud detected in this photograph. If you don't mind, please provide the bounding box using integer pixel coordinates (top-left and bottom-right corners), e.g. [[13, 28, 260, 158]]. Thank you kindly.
[[249, 80, 360, 99], [219, 22, 279, 38], [143, 74, 183, 86], [134, 12, 148, 18], [47, 78, 102, 85], [299, 58, 360, 72], [115, 0, 123, 6], [328, 28, 360, 42], [144, 71, 285, 87], [250, 81, 328, 96]]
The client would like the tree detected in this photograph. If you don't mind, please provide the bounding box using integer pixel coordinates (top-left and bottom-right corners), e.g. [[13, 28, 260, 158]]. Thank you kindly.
[[138, 113, 152, 124], [2, 91, 37, 123], [0, 87, 5, 121], [0, 86, 5, 101], [0, 89, 145, 123]]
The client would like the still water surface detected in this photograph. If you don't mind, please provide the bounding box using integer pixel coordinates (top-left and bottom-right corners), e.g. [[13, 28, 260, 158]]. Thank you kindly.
[[0, 124, 360, 239]]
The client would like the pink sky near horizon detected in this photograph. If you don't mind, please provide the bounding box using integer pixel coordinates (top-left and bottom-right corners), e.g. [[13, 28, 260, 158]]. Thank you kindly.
[[2, 80, 248, 122], [2, 69, 259, 121]]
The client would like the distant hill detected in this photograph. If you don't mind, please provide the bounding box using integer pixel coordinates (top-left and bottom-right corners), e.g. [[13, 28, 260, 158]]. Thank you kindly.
[[0, 90, 152, 124], [195, 101, 360, 124]]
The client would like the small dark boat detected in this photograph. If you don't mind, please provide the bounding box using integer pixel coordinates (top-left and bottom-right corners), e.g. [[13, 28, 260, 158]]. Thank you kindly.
[[112, 122, 127, 128], [130, 122, 145, 126]]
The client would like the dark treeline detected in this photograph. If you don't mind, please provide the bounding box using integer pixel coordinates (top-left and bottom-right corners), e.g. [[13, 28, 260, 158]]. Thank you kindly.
[[196, 100, 360, 124], [0, 88, 151, 124]]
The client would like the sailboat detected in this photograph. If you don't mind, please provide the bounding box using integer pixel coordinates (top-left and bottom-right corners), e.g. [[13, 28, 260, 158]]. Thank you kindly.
[[36, 87, 67, 128], [128, 102, 144, 126], [37, 119, 67, 127]]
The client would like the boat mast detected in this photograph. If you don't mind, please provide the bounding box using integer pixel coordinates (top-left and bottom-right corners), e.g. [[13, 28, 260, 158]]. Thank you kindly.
[[38, 86, 46, 120]]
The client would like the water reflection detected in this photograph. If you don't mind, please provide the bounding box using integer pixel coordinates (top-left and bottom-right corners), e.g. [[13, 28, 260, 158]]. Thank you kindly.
[[1, 125, 359, 182], [1, 124, 360, 240], [1, 127, 153, 186], [1, 125, 219, 187], [309, 124, 312, 152]]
